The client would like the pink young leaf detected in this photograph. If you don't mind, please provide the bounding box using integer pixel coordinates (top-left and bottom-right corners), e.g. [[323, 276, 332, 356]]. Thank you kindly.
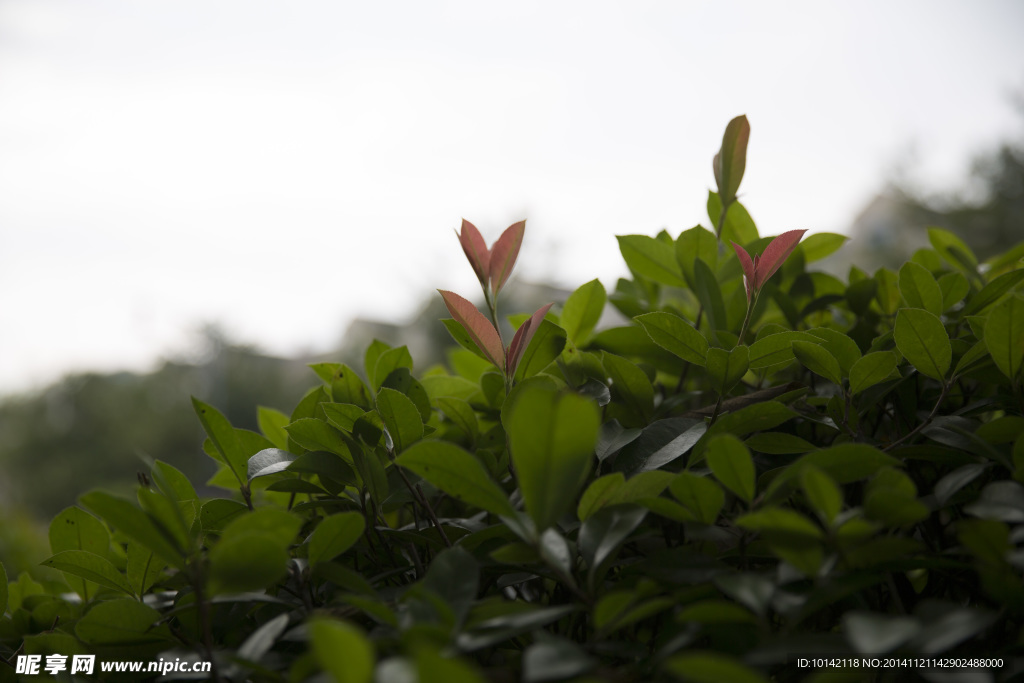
[[506, 303, 554, 378], [731, 241, 756, 302], [438, 290, 505, 371], [488, 220, 526, 295], [754, 229, 807, 289], [457, 219, 491, 287]]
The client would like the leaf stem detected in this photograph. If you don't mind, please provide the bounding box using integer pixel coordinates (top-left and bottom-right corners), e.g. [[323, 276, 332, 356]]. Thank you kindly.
[[883, 381, 950, 451]]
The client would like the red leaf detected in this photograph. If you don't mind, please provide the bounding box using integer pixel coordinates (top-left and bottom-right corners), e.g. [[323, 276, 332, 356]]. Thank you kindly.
[[457, 219, 490, 287], [731, 241, 756, 302], [438, 290, 505, 371], [754, 229, 807, 289], [506, 303, 553, 378], [488, 220, 525, 295]]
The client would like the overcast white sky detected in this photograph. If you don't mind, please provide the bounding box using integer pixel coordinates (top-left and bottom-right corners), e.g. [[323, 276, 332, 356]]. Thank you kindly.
[[1, 0, 1023, 395]]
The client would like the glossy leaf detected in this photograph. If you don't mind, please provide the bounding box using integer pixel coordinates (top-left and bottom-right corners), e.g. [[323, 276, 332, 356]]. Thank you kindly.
[[396, 440, 516, 518], [247, 448, 297, 482], [849, 351, 899, 395], [635, 312, 708, 366], [561, 279, 606, 345], [894, 308, 951, 381], [502, 384, 600, 531], [792, 340, 842, 384], [676, 225, 718, 288], [376, 387, 424, 453], [705, 345, 749, 395], [983, 294, 1024, 381], [308, 511, 365, 567], [617, 234, 686, 287], [898, 261, 943, 315]]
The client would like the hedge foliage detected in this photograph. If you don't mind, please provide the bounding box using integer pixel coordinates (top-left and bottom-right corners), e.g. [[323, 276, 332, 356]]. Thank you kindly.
[[2, 116, 1024, 682]]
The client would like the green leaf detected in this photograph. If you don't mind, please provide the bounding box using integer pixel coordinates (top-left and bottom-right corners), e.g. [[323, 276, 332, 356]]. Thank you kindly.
[[617, 234, 686, 287], [983, 294, 1024, 382], [805, 328, 862, 374], [964, 269, 1024, 315], [397, 440, 516, 518], [330, 364, 372, 409], [0, 562, 7, 616], [577, 473, 624, 520], [578, 506, 647, 574], [308, 512, 365, 567], [736, 507, 823, 541], [561, 279, 606, 345], [708, 193, 759, 244], [765, 444, 901, 500], [713, 114, 750, 207], [41, 550, 134, 597], [798, 232, 848, 263], [693, 258, 727, 333], [669, 472, 725, 524], [376, 387, 424, 453], [381, 368, 432, 422], [247, 448, 297, 482], [602, 352, 654, 422], [209, 533, 289, 594], [664, 651, 769, 683], [676, 225, 718, 288], [436, 397, 478, 442], [49, 506, 109, 558], [748, 330, 819, 370], [929, 227, 978, 272], [79, 491, 184, 569], [894, 308, 951, 381], [502, 384, 600, 531], [76, 598, 168, 645], [898, 261, 943, 315], [514, 320, 567, 381], [199, 499, 247, 532], [706, 435, 755, 503], [126, 542, 164, 596], [285, 418, 352, 458], [257, 406, 290, 450], [849, 351, 899, 394], [635, 312, 708, 366], [705, 345, 749, 394], [874, 267, 901, 316], [938, 271, 970, 311], [744, 432, 815, 454], [310, 618, 375, 683], [288, 450, 356, 485], [792, 340, 842, 384], [707, 401, 798, 440], [801, 466, 842, 525], [954, 339, 991, 378], [192, 397, 245, 485], [844, 612, 921, 654], [523, 637, 594, 683], [371, 346, 413, 392]]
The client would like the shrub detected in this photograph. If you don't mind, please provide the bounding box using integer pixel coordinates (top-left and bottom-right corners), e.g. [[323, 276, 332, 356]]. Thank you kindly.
[[2, 116, 1023, 682]]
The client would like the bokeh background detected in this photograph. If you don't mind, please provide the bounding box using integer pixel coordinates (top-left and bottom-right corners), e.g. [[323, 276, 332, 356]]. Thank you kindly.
[[2, 0, 1023, 575]]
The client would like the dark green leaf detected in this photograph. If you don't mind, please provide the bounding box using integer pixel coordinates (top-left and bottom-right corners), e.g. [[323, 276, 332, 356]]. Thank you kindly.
[[41, 550, 134, 597], [676, 225, 718, 288], [377, 387, 424, 453], [898, 261, 943, 315], [669, 472, 725, 524], [938, 271, 969, 311], [371, 345, 413, 392], [693, 259, 727, 333], [79, 491, 184, 569], [843, 612, 920, 654], [849, 351, 899, 395], [894, 308, 951, 381], [514, 320, 567, 381], [664, 651, 768, 683], [983, 294, 1024, 381], [744, 432, 815, 454], [397, 440, 516, 518], [929, 227, 979, 272], [75, 598, 168, 645], [502, 384, 600, 530], [310, 618, 375, 683], [748, 330, 819, 370], [308, 511, 365, 567], [523, 637, 594, 683], [792, 340, 842, 384], [257, 406, 290, 450], [706, 435, 755, 503], [801, 466, 842, 525], [602, 352, 654, 422], [964, 269, 1024, 315], [765, 445, 901, 500], [635, 312, 708, 366], [706, 345, 749, 394]]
